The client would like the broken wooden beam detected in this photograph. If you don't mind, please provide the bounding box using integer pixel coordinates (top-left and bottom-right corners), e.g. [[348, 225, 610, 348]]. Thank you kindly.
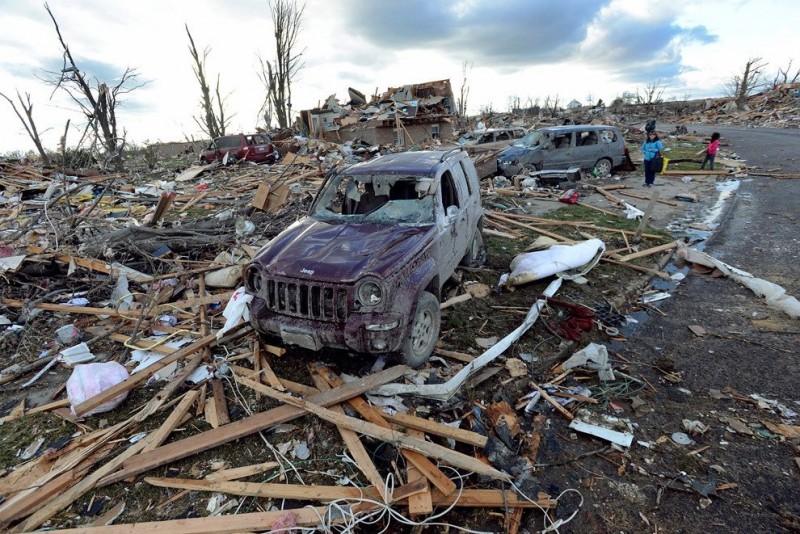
[[99, 365, 408, 486], [141, 390, 199, 453], [616, 241, 679, 263], [314, 364, 458, 497], [617, 190, 679, 206], [44, 505, 331, 533], [309, 372, 389, 501], [143, 477, 556, 509], [382, 412, 488, 448], [242, 379, 511, 482]]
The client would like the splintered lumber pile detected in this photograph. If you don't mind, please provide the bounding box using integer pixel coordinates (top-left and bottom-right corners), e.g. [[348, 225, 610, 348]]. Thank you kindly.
[[0, 351, 557, 532]]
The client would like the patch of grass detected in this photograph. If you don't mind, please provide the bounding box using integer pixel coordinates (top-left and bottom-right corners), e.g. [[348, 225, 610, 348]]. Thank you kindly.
[[662, 139, 706, 172], [484, 234, 529, 270], [0, 413, 74, 469]]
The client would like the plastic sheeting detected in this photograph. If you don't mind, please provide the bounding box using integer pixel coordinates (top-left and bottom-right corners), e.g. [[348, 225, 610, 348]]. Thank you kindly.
[[678, 245, 800, 319], [501, 238, 606, 288]]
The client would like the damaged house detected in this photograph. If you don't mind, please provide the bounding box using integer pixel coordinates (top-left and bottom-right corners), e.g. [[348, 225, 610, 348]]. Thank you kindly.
[[299, 79, 456, 147]]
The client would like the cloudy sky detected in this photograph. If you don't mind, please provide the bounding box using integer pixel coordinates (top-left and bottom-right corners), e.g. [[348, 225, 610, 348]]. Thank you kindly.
[[0, 0, 797, 154]]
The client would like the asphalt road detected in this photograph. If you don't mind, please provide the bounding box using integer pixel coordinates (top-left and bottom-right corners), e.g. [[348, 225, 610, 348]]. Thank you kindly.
[[618, 125, 800, 531]]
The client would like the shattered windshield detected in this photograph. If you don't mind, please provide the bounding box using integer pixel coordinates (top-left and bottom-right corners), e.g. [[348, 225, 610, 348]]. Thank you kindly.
[[310, 173, 436, 226], [457, 132, 477, 145], [513, 130, 548, 148]]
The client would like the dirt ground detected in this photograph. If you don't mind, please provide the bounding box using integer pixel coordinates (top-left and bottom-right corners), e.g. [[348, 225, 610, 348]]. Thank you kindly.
[[1, 130, 797, 533]]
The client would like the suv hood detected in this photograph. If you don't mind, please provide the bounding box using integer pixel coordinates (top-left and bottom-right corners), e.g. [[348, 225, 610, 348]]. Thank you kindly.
[[253, 218, 432, 283], [498, 144, 540, 161]]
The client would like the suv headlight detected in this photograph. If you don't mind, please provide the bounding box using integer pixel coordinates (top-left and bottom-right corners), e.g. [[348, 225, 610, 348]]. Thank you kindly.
[[245, 265, 263, 293], [356, 278, 383, 307]]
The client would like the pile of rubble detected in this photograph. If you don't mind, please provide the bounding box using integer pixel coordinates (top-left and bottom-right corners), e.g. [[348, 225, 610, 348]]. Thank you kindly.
[[1, 106, 797, 531]]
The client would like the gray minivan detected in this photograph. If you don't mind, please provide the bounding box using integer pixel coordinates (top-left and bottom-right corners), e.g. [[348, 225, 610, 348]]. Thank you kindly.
[[497, 125, 626, 177]]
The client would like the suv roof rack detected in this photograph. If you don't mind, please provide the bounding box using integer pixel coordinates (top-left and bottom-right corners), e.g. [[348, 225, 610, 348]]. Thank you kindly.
[[440, 147, 464, 162]]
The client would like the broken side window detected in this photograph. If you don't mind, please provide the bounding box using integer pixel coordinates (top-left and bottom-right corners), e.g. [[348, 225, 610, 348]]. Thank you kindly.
[[440, 171, 460, 210], [552, 133, 572, 149], [600, 129, 616, 143], [515, 130, 547, 148], [457, 159, 474, 197]]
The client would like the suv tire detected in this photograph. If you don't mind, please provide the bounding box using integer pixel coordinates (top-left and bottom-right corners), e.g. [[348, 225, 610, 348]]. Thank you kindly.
[[592, 158, 612, 176], [461, 228, 486, 267], [401, 291, 440, 368]]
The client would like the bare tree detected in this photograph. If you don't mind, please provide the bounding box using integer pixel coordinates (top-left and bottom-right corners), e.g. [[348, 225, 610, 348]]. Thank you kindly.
[[186, 24, 229, 139], [726, 57, 768, 107], [772, 59, 800, 87], [41, 4, 143, 170], [456, 61, 472, 119], [638, 80, 665, 105], [0, 90, 50, 165], [260, 0, 306, 129], [543, 95, 561, 116], [507, 95, 521, 113]]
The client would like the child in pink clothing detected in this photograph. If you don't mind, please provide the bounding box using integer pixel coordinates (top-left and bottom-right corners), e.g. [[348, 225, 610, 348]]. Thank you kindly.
[[701, 132, 720, 170]]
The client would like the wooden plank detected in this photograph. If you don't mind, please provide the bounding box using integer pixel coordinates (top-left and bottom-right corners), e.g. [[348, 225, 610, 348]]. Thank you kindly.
[[601, 256, 671, 279], [662, 169, 731, 176], [209, 379, 230, 426], [141, 390, 199, 453], [195, 383, 207, 417], [616, 241, 678, 263], [259, 354, 285, 391], [434, 348, 475, 363], [314, 364, 458, 496], [134, 352, 204, 424], [45, 505, 330, 533], [203, 400, 219, 429], [310, 372, 389, 501], [243, 378, 511, 482], [430, 488, 556, 508], [252, 341, 262, 401], [24, 246, 153, 283], [532, 383, 574, 421], [633, 190, 659, 242], [74, 325, 245, 416], [382, 412, 488, 448], [0, 398, 70, 424], [405, 429, 433, 515], [14, 433, 158, 532], [590, 185, 626, 205], [0, 470, 76, 527], [508, 507, 524, 534], [142, 477, 556, 509], [205, 460, 280, 482], [617, 190, 679, 206], [89, 501, 125, 527], [148, 192, 176, 226], [99, 365, 408, 487]]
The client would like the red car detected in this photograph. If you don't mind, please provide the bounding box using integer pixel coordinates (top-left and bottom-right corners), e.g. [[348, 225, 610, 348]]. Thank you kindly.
[[200, 133, 277, 164]]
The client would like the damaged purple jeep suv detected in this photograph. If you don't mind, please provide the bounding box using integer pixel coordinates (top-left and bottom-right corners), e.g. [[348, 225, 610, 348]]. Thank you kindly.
[[245, 149, 485, 367]]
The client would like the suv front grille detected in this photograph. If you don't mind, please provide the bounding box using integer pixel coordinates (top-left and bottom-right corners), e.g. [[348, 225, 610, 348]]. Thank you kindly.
[[264, 277, 350, 322]]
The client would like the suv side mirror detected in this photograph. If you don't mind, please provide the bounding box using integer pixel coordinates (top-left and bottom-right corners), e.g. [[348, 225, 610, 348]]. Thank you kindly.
[[446, 205, 458, 223]]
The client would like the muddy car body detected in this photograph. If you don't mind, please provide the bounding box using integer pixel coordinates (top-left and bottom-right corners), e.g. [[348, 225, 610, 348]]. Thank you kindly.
[[200, 133, 277, 164], [497, 124, 626, 177], [245, 149, 484, 367]]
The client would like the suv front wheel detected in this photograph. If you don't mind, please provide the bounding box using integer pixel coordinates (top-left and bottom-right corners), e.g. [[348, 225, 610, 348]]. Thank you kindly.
[[401, 291, 440, 368]]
